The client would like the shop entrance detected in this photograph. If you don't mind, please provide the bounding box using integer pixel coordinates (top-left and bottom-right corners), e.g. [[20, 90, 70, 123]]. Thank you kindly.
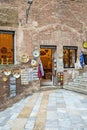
[[40, 45, 57, 86]]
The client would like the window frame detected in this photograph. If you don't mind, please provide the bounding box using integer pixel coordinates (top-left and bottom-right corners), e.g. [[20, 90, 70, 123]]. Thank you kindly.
[[63, 46, 78, 68], [0, 30, 15, 65]]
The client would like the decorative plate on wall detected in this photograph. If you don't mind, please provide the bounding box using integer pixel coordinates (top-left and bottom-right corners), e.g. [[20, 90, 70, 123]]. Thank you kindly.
[[3, 69, 11, 76], [31, 59, 37, 67], [33, 49, 40, 58], [12, 69, 21, 78], [20, 54, 29, 63]]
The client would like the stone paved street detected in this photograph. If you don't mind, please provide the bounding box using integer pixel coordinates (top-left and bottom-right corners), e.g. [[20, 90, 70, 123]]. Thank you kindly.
[[0, 89, 87, 130]]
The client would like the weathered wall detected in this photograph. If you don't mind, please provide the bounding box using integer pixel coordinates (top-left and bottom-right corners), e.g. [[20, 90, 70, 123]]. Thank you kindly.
[[0, 0, 87, 109], [0, 0, 87, 57]]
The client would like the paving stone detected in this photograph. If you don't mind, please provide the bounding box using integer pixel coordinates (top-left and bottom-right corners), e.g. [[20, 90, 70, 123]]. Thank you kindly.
[[0, 125, 10, 130], [73, 128, 85, 130], [58, 120, 72, 128], [45, 128, 59, 130], [58, 127, 73, 130], [0, 89, 87, 130], [9, 118, 27, 130], [45, 120, 58, 128]]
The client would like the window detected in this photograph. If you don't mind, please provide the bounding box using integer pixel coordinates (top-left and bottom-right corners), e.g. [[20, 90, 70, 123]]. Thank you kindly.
[[63, 46, 78, 68], [0, 30, 14, 64]]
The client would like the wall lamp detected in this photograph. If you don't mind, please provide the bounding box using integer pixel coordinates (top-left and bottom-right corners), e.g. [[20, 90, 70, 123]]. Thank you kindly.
[[26, 0, 33, 24]]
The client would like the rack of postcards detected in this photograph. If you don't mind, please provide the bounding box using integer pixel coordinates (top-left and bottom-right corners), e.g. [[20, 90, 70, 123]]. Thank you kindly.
[[57, 72, 63, 86]]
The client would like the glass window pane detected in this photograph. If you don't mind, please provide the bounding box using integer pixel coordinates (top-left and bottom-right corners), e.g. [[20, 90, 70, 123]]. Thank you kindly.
[[63, 49, 69, 67], [63, 46, 77, 68], [70, 50, 75, 67], [0, 32, 14, 64]]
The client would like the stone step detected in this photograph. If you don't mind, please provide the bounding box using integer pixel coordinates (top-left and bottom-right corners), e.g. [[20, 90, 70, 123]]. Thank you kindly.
[[75, 76, 87, 80], [73, 78, 87, 82], [68, 81, 87, 86], [63, 85, 87, 95], [73, 82, 87, 86], [64, 84, 87, 90], [83, 73, 87, 76], [63, 71, 87, 94], [40, 86, 58, 91]]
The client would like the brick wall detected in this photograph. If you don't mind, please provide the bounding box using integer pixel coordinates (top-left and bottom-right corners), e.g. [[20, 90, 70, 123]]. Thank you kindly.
[[0, 0, 87, 110]]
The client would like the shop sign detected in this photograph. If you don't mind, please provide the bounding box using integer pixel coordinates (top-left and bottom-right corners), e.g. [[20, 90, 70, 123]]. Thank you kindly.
[[83, 41, 87, 49]]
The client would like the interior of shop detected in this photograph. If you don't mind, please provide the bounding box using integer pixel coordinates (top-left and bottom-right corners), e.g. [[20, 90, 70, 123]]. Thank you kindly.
[[40, 48, 52, 81], [40, 46, 57, 86], [0, 33, 14, 64]]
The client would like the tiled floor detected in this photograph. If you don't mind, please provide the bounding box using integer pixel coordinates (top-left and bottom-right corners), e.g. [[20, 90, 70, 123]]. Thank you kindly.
[[0, 89, 87, 130]]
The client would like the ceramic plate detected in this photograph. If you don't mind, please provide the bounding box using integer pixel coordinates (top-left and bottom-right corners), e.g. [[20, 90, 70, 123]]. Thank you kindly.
[[4, 69, 11, 76], [33, 50, 40, 58], [31, 59, 37, 66], [20, 54, 29, 63]]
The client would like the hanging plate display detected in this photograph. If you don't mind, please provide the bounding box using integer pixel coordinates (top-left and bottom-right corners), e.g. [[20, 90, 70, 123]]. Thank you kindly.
[[3, 69, 11, 76], [12, 69, 21, 79], [20, 54, 29, 63], [31, 59, 37, 67], [33, 49, 40, 58]]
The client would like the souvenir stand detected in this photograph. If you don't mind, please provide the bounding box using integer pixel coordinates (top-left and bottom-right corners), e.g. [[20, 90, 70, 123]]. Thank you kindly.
[[57, 72, 63, 86]]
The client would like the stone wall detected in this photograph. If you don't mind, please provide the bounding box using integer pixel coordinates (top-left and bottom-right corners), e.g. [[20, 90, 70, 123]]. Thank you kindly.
[[0, 64, 41, 111]]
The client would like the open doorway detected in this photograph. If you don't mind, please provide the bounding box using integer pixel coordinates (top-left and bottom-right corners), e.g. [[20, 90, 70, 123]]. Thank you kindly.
[[40, 45, 57, 86]]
